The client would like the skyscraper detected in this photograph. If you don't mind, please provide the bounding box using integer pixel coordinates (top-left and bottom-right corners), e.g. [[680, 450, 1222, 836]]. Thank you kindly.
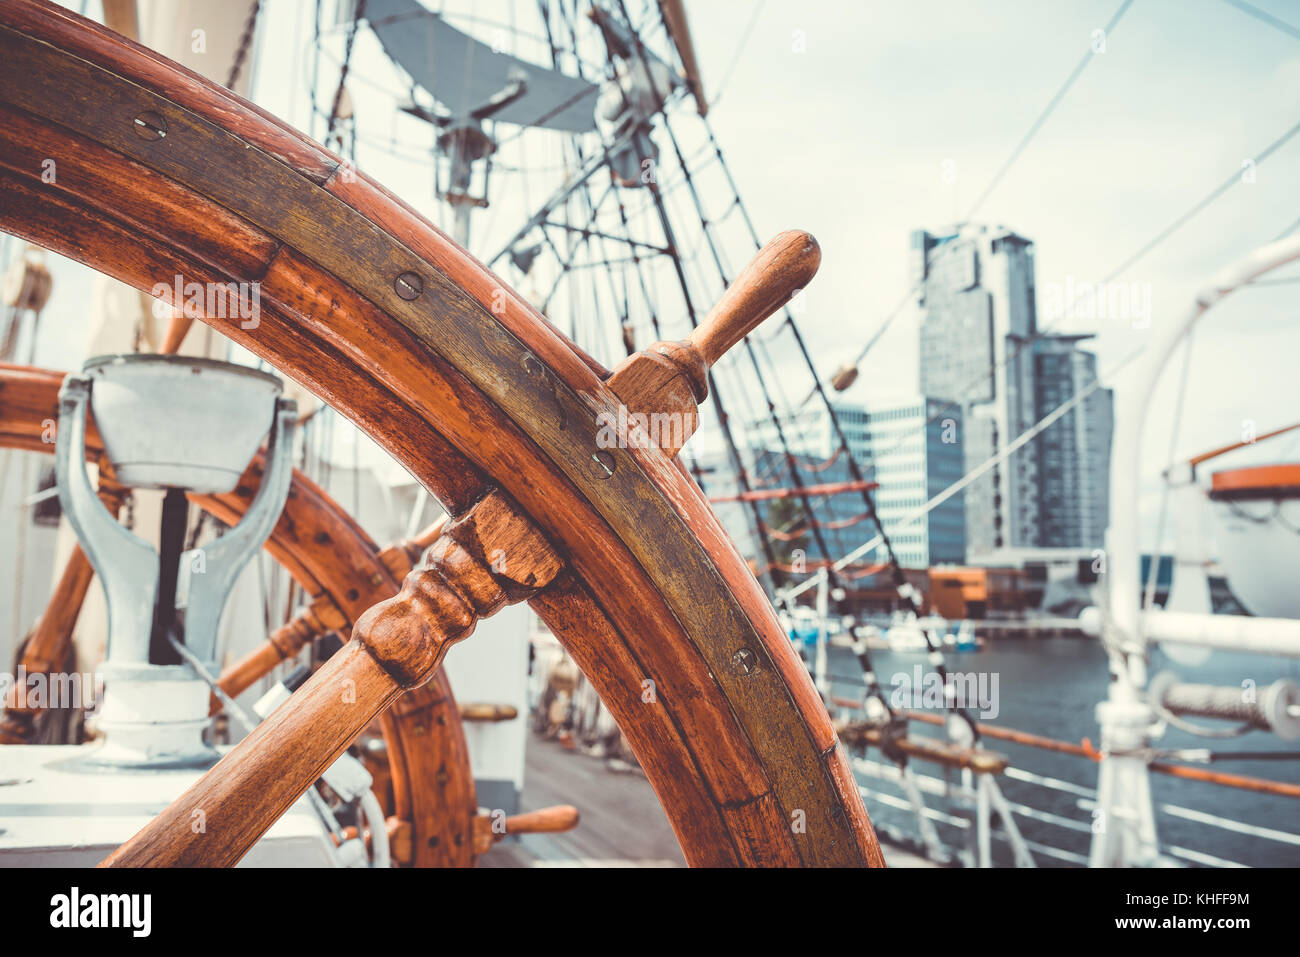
[[1033, 335, 1113, 548], [914, 224, 1112, 557]]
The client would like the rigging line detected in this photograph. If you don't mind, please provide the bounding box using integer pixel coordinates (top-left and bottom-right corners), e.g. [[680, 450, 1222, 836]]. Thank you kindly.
[[486, 122, 648, 267], [846, 286, 916, 371], [629, 17, 903, 726], [225, 0, 262, 90], [692, 113, 924, 635], [1104, 117, 1300, 284], [1273, 211, 1300, 241], [650, 186, 781, 579], [358, 9, 552, 47], [538, 220, 669, 253], [549, 5, 634, 340], [794, 0, 1138, 404], [676, 196, 845, 574], [326, 0, 368, 147], [557, 13, 678, 329], [750, 335, 852, 559], [611, 3, 846, 590], [791, 239, 969, 412], [1142, 330, 1194, 611], [591, 16, 780, 584], [1219, 0, 1300, 40], [964, 0, 1137, 221]]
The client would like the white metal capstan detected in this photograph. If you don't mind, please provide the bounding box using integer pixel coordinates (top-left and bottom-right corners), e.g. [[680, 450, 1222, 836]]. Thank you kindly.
[[55, 354, 296, 768]]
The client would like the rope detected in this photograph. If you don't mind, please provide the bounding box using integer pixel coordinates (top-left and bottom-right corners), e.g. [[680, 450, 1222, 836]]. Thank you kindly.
[[225, 0, 262, 90], [326, 0, 368, 147]]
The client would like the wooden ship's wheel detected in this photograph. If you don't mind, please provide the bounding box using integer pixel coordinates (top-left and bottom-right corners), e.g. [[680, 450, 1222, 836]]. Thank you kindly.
[[0, 364, 568, 866], [0, 0, 883, 867]]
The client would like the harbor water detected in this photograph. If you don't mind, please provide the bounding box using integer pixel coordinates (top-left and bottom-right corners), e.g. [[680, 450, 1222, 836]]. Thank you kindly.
[[832, 637, 1300, 867]]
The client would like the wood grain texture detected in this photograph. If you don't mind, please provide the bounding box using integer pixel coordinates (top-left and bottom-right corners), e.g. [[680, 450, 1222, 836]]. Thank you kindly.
[[458, 702, 518, 722], [689, 230, 819, 366], [605, 232, 818, 458], [382, 676, 476, 867], [0, 0, 880, 867]]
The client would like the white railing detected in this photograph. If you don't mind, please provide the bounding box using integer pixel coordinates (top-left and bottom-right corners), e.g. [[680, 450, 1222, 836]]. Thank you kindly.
[[852, 750, 1300, 868]]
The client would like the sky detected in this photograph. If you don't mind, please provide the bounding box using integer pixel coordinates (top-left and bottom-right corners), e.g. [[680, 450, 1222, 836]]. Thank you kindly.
[[680, 0, 1300, 540], [21, 0, 1300, 551]]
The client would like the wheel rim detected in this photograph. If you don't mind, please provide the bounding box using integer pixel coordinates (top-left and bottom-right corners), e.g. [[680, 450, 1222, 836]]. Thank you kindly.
[[0, 0, 881, 867]]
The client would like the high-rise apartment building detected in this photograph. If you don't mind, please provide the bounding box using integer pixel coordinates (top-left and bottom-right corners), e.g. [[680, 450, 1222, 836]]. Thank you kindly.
[[913, 224, 1112, 556], [1033, 335, 1113, 548]]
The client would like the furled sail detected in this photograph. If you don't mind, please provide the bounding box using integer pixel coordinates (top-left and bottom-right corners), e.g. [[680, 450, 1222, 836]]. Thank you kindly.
[[367, 0, 598, 132]]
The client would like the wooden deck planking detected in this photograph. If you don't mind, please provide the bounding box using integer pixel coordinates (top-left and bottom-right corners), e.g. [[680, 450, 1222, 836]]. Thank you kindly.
[[479, 734, 936, 867], [479, 736, 686, 867]]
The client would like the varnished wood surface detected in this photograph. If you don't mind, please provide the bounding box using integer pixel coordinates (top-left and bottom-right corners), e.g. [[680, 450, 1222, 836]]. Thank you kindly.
[[606, 231, 820, 458], [689, 230, 820, 367], [471, 804, 580, 855], [0, 0, 881, 867]]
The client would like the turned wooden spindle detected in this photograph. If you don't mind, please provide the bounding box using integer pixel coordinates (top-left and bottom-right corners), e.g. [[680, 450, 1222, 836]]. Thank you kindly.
[[471, 804, 580, 855], [211, 595, 348, 711], [378, 515, 447, 582], [100, 489, 562, 867], [459, 702, 519, 722], [606, 230, 820, 458], [211, 517, 447, 715]]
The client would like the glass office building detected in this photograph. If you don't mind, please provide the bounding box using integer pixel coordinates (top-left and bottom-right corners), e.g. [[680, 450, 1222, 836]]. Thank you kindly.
[[745, 397, 966, 569]]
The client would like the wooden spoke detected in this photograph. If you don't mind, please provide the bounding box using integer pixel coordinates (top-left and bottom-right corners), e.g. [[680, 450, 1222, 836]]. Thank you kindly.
[[607, 230, 820, 458], [1, 545, 94, 742], [102, 489, 562, 867], [459, 702, 519, 723], [471, 804, 580, 855], [212, 593, 346, 709]]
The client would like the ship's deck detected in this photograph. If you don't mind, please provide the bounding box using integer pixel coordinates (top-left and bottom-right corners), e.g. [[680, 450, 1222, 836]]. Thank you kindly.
[[479, 735, 935, 867]]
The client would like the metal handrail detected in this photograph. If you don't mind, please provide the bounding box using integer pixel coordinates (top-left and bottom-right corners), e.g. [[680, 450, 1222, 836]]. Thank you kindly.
[[852, 739, 1300, 867]]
